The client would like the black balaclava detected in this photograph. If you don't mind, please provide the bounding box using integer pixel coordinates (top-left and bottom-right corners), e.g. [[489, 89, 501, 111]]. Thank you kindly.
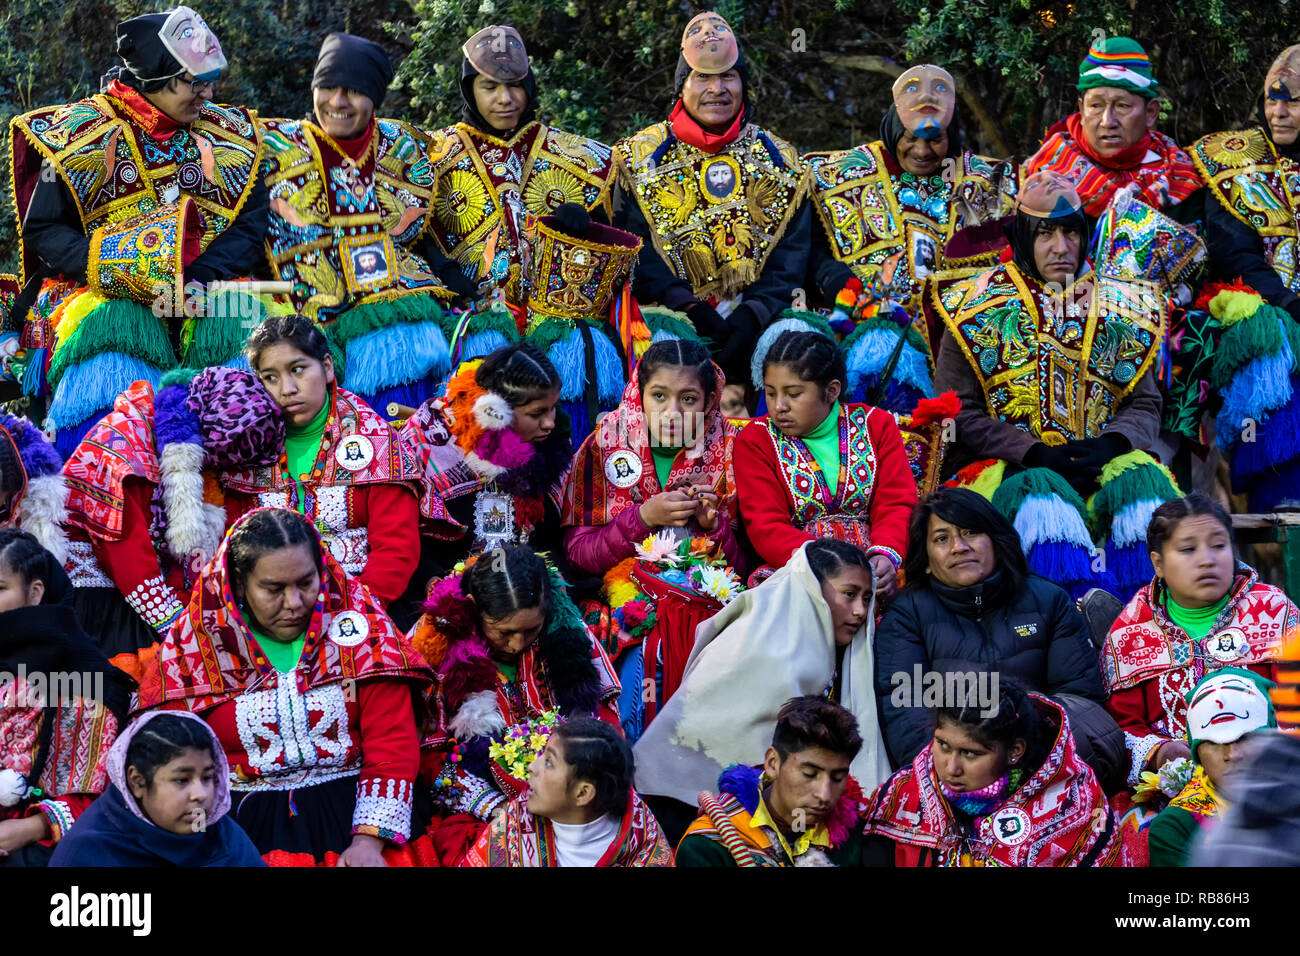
[[103, 12, 181, 93], [459, 59, 537, 137], [312, 33, 394, 112], [878, 103, 964, 164]]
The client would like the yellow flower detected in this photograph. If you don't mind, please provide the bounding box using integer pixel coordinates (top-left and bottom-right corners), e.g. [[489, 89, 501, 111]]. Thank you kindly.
[[529, 733, 549, 752]]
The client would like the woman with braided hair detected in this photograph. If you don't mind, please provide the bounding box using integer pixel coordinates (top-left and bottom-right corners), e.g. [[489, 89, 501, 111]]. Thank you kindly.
[[735, 330, 916, 590], [406, 543, 620, 862], [396, 342, 573, 625], [135, 507, 437, 866]]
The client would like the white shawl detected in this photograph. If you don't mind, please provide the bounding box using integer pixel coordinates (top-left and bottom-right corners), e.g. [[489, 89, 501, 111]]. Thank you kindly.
[[633, 542, 891, 805]]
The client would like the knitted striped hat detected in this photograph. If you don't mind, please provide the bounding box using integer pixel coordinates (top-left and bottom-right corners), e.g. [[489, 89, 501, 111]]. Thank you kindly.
[[1077, 36, 1159, 100]]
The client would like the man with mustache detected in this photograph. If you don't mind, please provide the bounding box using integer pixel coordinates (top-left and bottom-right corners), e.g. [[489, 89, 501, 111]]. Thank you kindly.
[[931, 171, 1164, 494], [805, 64, 1018, 322], [9, 6, 267, 457], [258, 33, 458, 411], [613, 11, 811, 397]]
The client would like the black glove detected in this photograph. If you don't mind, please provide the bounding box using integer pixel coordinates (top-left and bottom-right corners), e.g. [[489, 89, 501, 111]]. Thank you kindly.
[[717, 304, 761, 382], [685, 299, 727, 347], [1061, 432, 1131, 473], [551, 201, 591, 237], [1022, 442, 1072, 474]]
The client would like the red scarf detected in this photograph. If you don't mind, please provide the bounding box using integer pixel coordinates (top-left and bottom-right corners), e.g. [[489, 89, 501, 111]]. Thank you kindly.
[[105, 78, 182, 140], [330, 118, 375, 163], [1065, 111, 1152, 171], [669, 99, 744, 154]]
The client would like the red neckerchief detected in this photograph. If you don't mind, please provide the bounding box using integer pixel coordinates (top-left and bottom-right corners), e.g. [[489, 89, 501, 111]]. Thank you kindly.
[[330, 118, 376, 163], [1064, 111, 1152, 171], [669, 99, 744, 154], [106, 78, 182, 141]]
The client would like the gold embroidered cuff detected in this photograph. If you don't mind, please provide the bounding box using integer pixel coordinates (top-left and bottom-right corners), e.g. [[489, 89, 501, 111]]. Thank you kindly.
[[87, 197, 200, 308]]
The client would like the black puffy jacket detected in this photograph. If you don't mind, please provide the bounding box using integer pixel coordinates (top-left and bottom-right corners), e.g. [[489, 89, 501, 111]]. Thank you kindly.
[[873, 571, 1105, 769]]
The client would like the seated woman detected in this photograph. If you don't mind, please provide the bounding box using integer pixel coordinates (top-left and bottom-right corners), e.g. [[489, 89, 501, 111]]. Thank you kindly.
[[633, 538, 893, 843], [1147, 668, 1277, 867], [561, 339, 745, 738], [50, 711, 264, 867], [135, 508, 437, 866], [394, 343, 572, 626], [862, 685, 1127, 866], [461, 717, 673, 867], [0, 529, 132, 866], [734, 330, 915, 593], [408, 544, 620, 842], [61, 367, 285, 679], [1102, 493, 1294, 789], [873, 488, 1111, 777], [222, 314, 422, 611]]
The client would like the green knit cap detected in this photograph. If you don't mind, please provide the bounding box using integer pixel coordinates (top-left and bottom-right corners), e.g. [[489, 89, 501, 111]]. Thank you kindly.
[[1077, 36, 1160, 100]]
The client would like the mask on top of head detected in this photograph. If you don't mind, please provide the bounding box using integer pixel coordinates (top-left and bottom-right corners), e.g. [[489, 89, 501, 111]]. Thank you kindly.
[[681, 11, 738, 74], [158, 6, 226, 82], [463, 24, 529, 83], [1266, 44, 1300, 102], [891, 65, 955, 141]]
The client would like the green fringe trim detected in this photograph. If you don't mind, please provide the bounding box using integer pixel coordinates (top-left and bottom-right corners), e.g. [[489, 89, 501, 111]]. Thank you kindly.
[[443, 302, 520, 346], [840, 314, 929, 355], [773, 308, 836, 341], [1210, 303, 1284, 390], [330, 294, 446, 350], [160, 368, 200, 388], [525, 316, 577, 355], [1089, 450, 1181, 539], [544, 560, 588, 634], [642, 307, 702, 343], [48, 298, 176, 388], [182, 290, 269, 368], [991, 467, 1089, 525]]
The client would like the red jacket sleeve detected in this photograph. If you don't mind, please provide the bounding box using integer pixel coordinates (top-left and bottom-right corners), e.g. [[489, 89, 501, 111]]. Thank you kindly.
[[864, 407, 918, 567], [734, 421, 815, 569], [353, 678, 421, 844], [356, 483, 421, 608], [91, 478, 186, 634]]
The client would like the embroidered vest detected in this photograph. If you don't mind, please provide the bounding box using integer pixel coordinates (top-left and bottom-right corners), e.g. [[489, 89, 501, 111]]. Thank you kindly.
[[1191, 127, 1300, 294], [615, 121, 806, 300], [425, 121, 616, 303], [804, 142, 1017, 305], [10, 94, 260, 284], [935, 263, 1165, 444], [763, 403, 878, 547], [260, 118, 449, 321]]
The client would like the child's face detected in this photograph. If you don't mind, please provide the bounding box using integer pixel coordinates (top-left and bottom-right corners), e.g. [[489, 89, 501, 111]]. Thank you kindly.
[[0, 566, 43, 611], [641, 367, 712, 447], [128, 747, 218, 836], [526, 736, 592, 823]]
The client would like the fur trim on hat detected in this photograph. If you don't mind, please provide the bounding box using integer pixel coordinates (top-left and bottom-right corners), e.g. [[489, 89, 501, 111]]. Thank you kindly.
[[472, 392, 513, 431], [449, 689, 508, 740], [17, 473, 70, 565], [160, 442, 219, 563], [463, 451, 509, 481]]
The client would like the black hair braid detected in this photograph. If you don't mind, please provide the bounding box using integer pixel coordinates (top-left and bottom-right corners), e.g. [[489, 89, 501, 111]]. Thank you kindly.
[[0, 528, 55, 589], [1146, 492, 1235, 556], [476, 342, 562, 408], [762, 330, 846, 394], [464, 543, 550, 620], [806, 538, 872, 584], [227, 509, 324, 590], [125, 715, 218, 787], [636, 339, 718, 402], [246, 313, 333, 369], [553, 717, 634, 818]]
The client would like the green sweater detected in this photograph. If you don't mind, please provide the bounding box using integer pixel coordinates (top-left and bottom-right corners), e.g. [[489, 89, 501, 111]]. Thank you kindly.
[[251, 624, 306, 674], [801, 402, 842, 498], [1166, 592, 1231, 640]]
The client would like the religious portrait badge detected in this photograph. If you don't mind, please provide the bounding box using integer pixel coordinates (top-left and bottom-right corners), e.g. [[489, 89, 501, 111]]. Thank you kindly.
[[604, 450, 643, 488], [473, 491, 517, 550], [991, 807, 1030, 847], [339, 233, 396, 294], [906, 225, 940, 280], [335, 434, 374, 472], [1205, 626, 1250, 663], [699, 155, 741, 204], [329, 610, 370, 648]]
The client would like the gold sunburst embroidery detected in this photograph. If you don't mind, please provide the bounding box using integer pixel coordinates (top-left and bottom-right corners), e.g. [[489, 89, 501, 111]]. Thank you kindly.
[[436, 169, 488, 234], [1206, 132, 1269, 167], [522, 167, 584, 212]]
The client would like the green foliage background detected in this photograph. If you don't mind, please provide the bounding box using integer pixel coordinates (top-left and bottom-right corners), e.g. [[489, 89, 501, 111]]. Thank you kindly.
[[1, 0, 1294, 274]]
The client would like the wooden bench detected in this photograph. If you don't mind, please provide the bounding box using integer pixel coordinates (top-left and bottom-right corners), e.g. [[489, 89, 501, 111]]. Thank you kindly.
[[1232, 513, 1300, 596]]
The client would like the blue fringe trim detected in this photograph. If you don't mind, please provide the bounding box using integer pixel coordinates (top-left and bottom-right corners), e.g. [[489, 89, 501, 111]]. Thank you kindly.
[[1107, 540, 1155, 598], [1109, 497, 1167, 548], [1246, 457, 1300, 512], [546, 327, 626, 405], [750, 317, 825, 391], [1024, 540, 1108, 602], [357, 379, 439, 416], [651, 328, 684, 344], [615, 645, 645, 746], [53, 415, 107, 460], [1217, 348, 1294, 452], [845, 328, 934, 399], [21, 347, 47, 397], [342, 322, 451, 396], [47, 353, 163, 440], [1232, 388, 1300, 481], [456, 330, 511, 364]]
